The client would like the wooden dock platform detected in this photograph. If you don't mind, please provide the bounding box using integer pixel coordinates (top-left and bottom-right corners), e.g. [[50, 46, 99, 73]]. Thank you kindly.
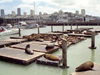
[[0, 41, 12, 47], [37, 55, 62, 67], [10, 36, 24, 39], [0, 47, 45, 65], [40, 32, 63, 35], [11, 43, 59, 53], [68, 33, 91, 37], [52, 31, 72, 34], [89, 28, 100, 33], [70, 63, 100, 75], [0, 39, 28, 43]]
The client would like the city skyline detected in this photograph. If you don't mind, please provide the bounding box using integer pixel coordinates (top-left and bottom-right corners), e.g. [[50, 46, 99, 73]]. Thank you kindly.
[[0, 0, 100, 16]]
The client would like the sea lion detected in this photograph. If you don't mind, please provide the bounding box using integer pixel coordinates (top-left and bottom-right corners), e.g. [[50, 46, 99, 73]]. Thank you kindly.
[[75, 61, 94, 72], [25, 44, 34, 55], [45, 43, 55, 49], [35, 39, 44, 42], [44, 54, 60, 61]]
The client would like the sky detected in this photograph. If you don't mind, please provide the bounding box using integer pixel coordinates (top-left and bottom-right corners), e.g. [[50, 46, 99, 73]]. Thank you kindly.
[[0, 0, 100, 17]]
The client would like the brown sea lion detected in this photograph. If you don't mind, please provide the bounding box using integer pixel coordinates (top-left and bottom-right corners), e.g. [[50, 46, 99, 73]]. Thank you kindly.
[[44, 54, 60, 61], [75, 61, 94, 72]]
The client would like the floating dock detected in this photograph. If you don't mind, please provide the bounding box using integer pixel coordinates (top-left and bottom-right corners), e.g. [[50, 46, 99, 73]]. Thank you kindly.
[[70, 63, 100, 75], [68, 33, 91, 37], [0, 47, 45, 65], [10, 36, 24, 39], [11, 43, 59, 53], [0, 39, 28, 47], [89, 28, 100, 33], [0, 39, 28, 43], [37, 55, 62, 66], [40, 32, 63, 35]]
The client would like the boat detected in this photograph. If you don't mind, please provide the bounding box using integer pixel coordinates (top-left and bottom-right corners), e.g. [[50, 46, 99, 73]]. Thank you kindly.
[[0, 26, 19, 36], [13, 21, 29, 29]]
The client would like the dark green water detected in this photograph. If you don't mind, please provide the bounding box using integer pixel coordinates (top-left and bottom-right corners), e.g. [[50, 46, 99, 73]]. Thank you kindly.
[[0, 26, 100, 75]]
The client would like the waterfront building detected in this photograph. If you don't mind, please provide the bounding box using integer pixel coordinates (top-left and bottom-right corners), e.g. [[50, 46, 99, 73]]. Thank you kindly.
[[1, 9, 5, 18], [75, 10, 79, 15], [81, 9, 85, 16], [17, 8, 21, 16], [12, 11, 16, 17], [30, 10, 34, 17]]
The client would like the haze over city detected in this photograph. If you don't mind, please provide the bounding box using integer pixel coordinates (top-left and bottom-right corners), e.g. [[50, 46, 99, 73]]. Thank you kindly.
[[0, 0, 100, 16]]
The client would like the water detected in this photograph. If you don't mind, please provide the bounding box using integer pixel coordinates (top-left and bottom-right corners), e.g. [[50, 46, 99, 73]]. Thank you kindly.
[[0, 26, 100, 75]]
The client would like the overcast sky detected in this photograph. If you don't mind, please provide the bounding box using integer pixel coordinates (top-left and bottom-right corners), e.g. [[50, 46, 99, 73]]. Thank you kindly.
[[0, 0, 100, 16]]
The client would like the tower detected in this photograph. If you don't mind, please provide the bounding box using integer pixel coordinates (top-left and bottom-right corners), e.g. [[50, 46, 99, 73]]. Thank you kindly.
[[1, 9, 5, 18], [17, 8, 21, 16], [30, 10, 34, 17], [81, 9, 85, 16], [12, 11, 16, 17]]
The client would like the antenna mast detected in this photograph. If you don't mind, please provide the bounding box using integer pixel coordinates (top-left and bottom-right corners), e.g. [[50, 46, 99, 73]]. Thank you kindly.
[[34, 1, 35, 15]]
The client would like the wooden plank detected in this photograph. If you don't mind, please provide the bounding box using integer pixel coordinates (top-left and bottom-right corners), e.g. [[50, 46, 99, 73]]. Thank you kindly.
[[0, 47, 45, 65], [30, 41, 54, 45], [70, 63, 100, 75], [40, 32, 63, 35], [0, 41, 11, 47], [0, 39, 27, 43], [68, 33, 91, 37], [11, 43, 59, 53], [10, 36, 24, 39]]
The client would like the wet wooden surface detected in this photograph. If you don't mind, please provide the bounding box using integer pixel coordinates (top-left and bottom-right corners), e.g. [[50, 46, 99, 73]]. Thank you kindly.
[[0, 41, 11, 46], [11, 43, 59, 53], [40, 32, 63, 35], [30, 41, 53, 45], [0, 47, 45, 65], [70, 63, 100, 75], [68, 33, 91, 37], [10, 36, 24, 39], [89, 28, 100, 33], [0, 39, 27, 43]]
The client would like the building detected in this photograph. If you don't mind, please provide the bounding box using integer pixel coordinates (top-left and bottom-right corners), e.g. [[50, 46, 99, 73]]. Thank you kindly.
[[81, 9, 85, 16], [17, 8, 21, 16], [30, 10, 34, 17], [1, 9, 5, 18], [12, 11, 16, 17], [75, 10, 79, 15], [39, 12, 42, 16], [23, 12, 27, 17]]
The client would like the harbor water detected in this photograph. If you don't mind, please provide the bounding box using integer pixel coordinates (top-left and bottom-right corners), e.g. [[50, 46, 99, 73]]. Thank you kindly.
[[0, 26, 100, 75]]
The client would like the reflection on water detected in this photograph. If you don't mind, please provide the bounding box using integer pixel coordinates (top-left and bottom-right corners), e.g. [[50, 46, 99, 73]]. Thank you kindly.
[[91, 49, 95, 62], [62, 69, 68, 75]]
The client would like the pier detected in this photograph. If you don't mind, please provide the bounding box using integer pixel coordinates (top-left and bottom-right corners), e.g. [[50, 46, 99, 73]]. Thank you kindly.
[[70, 63, 100, 75], [0, 47, 45, 65]]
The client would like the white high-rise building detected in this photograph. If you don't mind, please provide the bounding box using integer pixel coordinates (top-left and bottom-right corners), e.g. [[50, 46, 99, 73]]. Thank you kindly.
[[12, 11, 16, 17], [23, 12, 27, 17], [81, 9, 85, 16], [30, 10, 34, 17], [75, 10, 79, 15]]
